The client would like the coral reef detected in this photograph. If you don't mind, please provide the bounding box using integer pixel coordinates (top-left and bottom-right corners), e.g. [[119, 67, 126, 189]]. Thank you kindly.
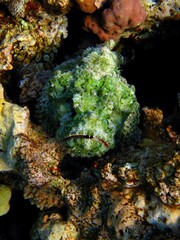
[[0, 184, 11, 216], [24, 184, 64, 210], [0, 84, 30, 171], [18, 63, 52, 103], [0, 6, 67, 68], [0, 0, 71, 17], [36, 44, 140, 157], [30, 104, 180, 239], [42, 0, 72, 13], [31, 212, 80, 240], [0, 0, 28, 18], [82, 0, 180, 41], [0, 0, 180, 239], [0, 77, 179, 238], [74, 0, 107, 13], [0, 45, 13, 72], [83, 0, 147, 41], [0, 83, 66, 187], [0, 0, 68, 98]]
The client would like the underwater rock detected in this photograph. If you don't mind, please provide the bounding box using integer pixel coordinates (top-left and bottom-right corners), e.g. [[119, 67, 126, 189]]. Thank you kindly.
[[0, 45, 13, 72], [0, 0, 71, 17], [0, 84, 30, 171], [0, 184, 12, 216], [36, 43, 140, 157], [0, 1, 68, 104], [31, 212, 80, 240], [74, 0, 107, 13], [0, 1, 179, 239], [83, 0, 147, 41], [18, 63, 52, 103], [81, 0, 180, 41], [24, 184, 64, 210], [0, 78, 179, 240], [107, 188, 180, 239], [0, 1, 68, 76], [0, 83, 66, 187]]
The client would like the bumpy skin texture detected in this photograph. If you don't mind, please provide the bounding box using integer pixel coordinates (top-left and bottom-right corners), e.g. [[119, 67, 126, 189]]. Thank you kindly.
[[83, 0, 147, 41], [36, 44, 140, 157]]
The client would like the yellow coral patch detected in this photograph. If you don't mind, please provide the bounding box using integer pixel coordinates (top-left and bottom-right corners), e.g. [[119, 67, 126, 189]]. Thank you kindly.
[[0, 184, 12, 216]]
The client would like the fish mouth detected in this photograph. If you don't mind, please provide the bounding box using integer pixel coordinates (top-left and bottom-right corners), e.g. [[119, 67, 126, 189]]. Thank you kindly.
[[64, 134, 109, 148]]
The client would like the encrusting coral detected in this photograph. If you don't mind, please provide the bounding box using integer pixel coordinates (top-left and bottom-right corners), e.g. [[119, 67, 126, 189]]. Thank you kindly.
[[36, 43, 140, 157]]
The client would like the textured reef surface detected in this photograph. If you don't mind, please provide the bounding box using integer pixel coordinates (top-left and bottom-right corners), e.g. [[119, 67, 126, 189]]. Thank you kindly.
[[0, 0, 180, 239]]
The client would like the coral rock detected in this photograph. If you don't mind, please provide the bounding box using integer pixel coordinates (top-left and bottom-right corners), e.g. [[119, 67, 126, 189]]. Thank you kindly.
[[31, 212, 80, 240], [83, 0, 147, 41], [0, 84, 65, 187], [75, 0, 107, 13], [0, 0, 71, 17], [0, 84, 30, 171], [0, 1, 68, 75], [24, 184, 64, 210]]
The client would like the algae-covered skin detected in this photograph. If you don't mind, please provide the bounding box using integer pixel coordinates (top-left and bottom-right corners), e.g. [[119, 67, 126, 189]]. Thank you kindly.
[[36, 44, 140, 157], [0, 184, 11, 216]]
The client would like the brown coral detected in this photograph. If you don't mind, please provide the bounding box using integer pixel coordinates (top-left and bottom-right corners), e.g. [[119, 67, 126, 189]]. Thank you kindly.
[[18, 63, 52, 103], [142, 107, 164, 140], [75, 0, 107, 13], [83, 0, 147, 41], [24, 184, 64, 210], [0, 45, 13, 72], [0, 0, 68, 75]]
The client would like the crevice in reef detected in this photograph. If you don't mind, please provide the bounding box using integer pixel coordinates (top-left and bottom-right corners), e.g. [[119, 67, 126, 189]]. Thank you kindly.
[[121, 20, 180, 117], [59, 154, 95, 180], [0, 190, 39, 240]]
